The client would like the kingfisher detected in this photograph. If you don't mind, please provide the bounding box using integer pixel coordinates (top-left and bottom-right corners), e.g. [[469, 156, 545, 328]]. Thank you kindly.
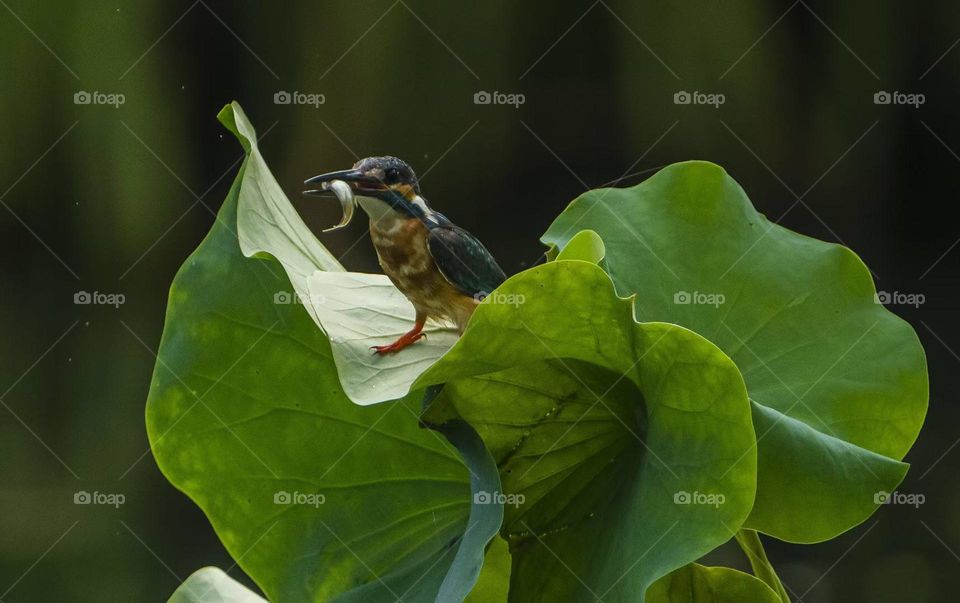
[[304, 156, 506, 354]]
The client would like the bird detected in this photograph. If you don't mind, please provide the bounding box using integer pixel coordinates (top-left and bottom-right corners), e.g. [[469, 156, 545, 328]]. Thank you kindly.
[[304, 156, 506, 354]]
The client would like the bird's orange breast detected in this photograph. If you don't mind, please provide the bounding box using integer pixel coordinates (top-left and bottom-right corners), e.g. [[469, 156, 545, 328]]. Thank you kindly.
[[369, 217, 477, 331]]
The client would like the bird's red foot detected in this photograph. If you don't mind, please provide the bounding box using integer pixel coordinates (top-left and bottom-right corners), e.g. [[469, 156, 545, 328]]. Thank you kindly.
[[372, 321, 426, 355]]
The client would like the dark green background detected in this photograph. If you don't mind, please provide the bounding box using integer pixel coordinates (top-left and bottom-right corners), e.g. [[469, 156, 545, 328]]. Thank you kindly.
[[1, 1, 956, 600]]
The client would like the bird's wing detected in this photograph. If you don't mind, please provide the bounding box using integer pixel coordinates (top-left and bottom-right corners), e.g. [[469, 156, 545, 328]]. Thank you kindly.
[[427, 225, 507, 298]]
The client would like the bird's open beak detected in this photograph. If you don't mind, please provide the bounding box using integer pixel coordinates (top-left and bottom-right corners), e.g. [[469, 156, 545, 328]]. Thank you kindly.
[[303, 169, 386, 196]]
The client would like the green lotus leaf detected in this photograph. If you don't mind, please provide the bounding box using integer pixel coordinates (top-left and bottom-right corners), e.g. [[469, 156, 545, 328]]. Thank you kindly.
[[554, 229, 606, 264], [146, 102, 501, 602], [168, 568, 266, 602], [541, 161, 928, 542], [647, 563, 781, 602], [465, 536, 511, 602], [417, 261, 757, 602]]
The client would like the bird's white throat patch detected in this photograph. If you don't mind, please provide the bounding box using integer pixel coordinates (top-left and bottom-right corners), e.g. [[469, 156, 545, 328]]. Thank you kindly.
[[358, 196, 404, 232]]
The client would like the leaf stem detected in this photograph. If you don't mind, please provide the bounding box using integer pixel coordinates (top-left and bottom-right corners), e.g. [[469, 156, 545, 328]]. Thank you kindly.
[[734, 529, 790, 602]]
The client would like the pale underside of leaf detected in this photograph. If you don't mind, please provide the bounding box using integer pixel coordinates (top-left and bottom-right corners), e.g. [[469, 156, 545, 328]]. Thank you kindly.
[[307, 272, 459, 405], [168, 567, 268, 603]]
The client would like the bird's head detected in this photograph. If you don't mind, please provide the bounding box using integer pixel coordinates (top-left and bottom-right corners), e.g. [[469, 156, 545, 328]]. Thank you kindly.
[[304, 156, 426, 220]]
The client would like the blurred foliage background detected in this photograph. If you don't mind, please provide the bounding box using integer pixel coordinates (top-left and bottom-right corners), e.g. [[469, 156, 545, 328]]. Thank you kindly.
[[1, 1, 958, 600]]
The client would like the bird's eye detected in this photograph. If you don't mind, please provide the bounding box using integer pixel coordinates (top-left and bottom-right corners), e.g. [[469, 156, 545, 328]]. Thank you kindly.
[[384, 168, 400, 183]]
